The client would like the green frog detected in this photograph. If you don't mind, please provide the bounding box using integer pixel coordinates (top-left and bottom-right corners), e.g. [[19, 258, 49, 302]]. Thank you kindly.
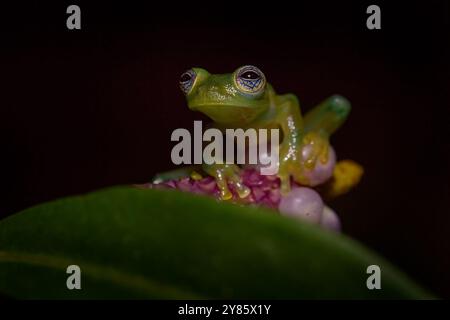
[[160, 65, 352, 200]]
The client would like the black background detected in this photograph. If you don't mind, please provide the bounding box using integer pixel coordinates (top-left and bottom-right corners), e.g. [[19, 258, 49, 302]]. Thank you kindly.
[[1, 1, 449, 297]]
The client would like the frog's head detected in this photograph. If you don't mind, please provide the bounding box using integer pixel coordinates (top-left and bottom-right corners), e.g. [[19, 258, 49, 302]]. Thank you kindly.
[[179, 65, 271, 125]]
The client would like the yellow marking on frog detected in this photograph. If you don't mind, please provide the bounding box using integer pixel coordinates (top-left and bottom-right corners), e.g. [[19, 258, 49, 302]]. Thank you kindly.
[[190, 171, 203, 181]]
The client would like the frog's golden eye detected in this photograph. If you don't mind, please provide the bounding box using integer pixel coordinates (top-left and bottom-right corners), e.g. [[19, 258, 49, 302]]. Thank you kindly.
[[234, 65, 266, 95], [179, 69, 196, 94]]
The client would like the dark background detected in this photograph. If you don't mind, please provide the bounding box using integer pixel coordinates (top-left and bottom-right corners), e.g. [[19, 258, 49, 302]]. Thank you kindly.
[[1, 1, 449, 297]]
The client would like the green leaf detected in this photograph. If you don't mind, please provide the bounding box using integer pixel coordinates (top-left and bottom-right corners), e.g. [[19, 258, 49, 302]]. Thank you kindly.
[[0, 187, 434, 299]]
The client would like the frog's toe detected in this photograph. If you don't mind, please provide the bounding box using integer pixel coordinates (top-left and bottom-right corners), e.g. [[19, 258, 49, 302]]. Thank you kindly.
[[219, 188, 233, 200], [302, 132, 330, 169], [227, 173, 250, 198], [216, 179, 233, 200], [329, 95, 351, 120], [235, 182, 251, 198], [278, 173, 292, 195]]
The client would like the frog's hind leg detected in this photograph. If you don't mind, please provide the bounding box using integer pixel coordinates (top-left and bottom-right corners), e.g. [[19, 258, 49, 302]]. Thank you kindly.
[[299, 95, 351, 180], [303, 95, 351, 136], [152, 165, 201, 184], [303, 96, 363, 196]]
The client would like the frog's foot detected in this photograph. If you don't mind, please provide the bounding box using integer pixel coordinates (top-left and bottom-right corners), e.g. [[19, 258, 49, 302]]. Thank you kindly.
[[302, 131, 330, 170], [206, 164, 251, 200], [278, 132, 332, 194], [278, 145, 308, 195]]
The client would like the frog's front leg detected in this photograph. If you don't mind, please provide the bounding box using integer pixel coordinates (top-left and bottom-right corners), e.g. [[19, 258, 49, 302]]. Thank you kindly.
[[276, 94, 351, 194], [275, 94, 308, 194], [202, 163, 250, 200]]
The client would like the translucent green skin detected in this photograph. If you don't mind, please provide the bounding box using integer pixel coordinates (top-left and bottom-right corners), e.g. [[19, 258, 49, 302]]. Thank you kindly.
[[183, 66, 351, 199]]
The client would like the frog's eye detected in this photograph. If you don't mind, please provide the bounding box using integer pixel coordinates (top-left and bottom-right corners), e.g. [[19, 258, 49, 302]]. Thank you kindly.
[[179, 69, 196, 94], [234, 65, 266, 95]]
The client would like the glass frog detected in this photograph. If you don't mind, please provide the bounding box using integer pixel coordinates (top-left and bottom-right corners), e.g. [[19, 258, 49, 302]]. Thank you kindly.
[[176, 65, 352, 200]]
